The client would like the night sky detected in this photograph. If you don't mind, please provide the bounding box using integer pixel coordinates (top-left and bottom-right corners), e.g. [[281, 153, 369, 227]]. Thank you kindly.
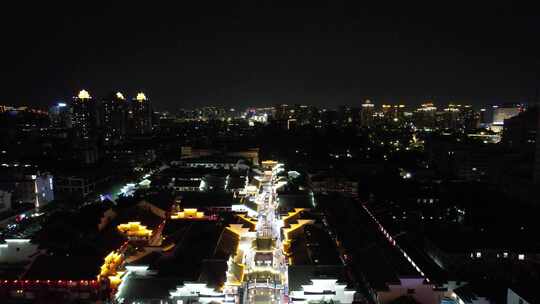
[[3, 2, 540, 110]]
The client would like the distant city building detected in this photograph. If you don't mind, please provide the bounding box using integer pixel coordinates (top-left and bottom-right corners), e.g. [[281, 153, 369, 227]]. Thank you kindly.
[[71, 89, 100, 140], [427, 137, 495, 181], [48, 102, 72, 129], [194, 106, 228, 121], [439, 104, 478, 130], [413, 102, 437, 129], [439, 104, 461, 129], [460, 105, 480, 130], [479, 108, 491, 128], [338, 105, 360, 127], [535, 105, 540, 185], [246, 107, 273, 124], [129, 92, 152, 135], [503, 107, 537, 150], [360, 99, 375, 127], [320, 109, 339, 128], [102, 91, 128, 144], [274, 104, 292, 121], [381, 103, 406, 122], [491, 103, 523, 132]]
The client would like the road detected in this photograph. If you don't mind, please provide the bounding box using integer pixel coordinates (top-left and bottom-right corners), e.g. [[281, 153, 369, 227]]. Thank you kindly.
[[243, 165, 287, 304]]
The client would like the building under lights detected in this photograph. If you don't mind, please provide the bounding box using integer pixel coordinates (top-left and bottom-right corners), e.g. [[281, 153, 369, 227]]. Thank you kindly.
[[48, 101, 72, 129], [381, 104, 406, 124], [71, 89, 100, 140], [413, 102, 437, 129], [102, 91, 129, 144], [491, 103, 523, 133], [360, 99, 375, 127], [129, 92, 153, 135], [0, 166, 54, 209]]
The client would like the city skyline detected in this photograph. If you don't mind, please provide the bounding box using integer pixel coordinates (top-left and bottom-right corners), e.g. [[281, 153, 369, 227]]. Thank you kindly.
[[1, 88, 531, 113]]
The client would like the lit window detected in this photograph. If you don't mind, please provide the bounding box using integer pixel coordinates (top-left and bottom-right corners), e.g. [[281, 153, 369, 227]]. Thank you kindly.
[[518, 254, 525, 260]]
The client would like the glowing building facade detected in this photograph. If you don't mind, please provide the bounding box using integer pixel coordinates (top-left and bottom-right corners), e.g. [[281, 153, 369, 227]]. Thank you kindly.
[[129, 92, 153, 135], [102, 91, 128, 144], [48, 101, 72, 129], [360, 99, 375, 127], [71, 89, 100, 140], [491, 103, 523, 133]]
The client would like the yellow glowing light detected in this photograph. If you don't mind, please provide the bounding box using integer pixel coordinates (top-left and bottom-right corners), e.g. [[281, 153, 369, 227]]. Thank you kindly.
[[136, 92, 147, 102], [77, 90, 91, 99], [99, 251, 123, 278], [108, 271, 125, 289], [282, 208, 305, 224], [226, 224, 251, 237], [261, 160, 278, 170], [237, 214, 258, 229], [116, 92, 125, 100], [170, 208, 205, 219], [117, 222, 153, 238]]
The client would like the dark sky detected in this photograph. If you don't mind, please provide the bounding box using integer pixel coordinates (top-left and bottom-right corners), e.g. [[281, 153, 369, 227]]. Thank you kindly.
[[3, 2, 540, 110]]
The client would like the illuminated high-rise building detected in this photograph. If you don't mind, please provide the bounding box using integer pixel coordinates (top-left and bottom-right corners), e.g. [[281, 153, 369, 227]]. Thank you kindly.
[[338, 105, 360, 127], [274, 104, 292, 120], [102, 91, 128, 144], [129, 92, 153, 135], [460, 105, 480, 130], [437, 104, 478, 130], [535, 106, 540, 185], [71, 89, 100, 140], [48, 101, 72, 129], [479, 108, 491, 128], [413, 102, 437, 129], [360, 99, 375, 127], [381, 104, 406, 123], [440, 104, 461, 129]]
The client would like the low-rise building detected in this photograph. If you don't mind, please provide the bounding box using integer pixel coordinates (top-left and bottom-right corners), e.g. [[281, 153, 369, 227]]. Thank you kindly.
[[0, 189, 12, 213], [0, 165, 54, 208]]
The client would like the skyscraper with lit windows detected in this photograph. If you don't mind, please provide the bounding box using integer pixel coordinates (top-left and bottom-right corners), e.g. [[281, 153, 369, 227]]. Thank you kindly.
[[413, 102, 437, 129], [360, 99, 375, 127], [49, 101, 72, 129], [102, 91, 128, 144], [129, 92, 152, 135], [71, 89, 100, 140]]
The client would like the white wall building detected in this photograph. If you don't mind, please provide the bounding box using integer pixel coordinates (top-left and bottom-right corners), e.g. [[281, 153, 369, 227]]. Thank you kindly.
[[169, 283, 225, 304], [507, 288, 532, 304], [0, 239, 39, 264], [377, 278, 442, 304], [289, 279, 355, 304], [34, 173, 54, 208]]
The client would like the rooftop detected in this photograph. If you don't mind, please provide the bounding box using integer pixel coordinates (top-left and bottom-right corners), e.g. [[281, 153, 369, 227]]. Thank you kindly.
[[289, 224, 341, 266], [176, 191, 236, 208], [23, 255, 102, 280], [156, 221, 223, 279]]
